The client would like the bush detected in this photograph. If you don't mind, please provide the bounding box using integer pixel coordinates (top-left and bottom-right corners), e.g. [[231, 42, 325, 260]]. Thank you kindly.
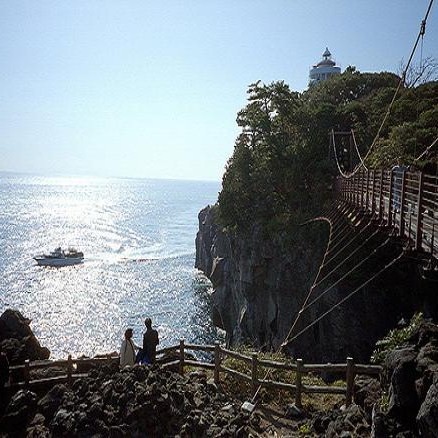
[[371, 312, 424, 364]]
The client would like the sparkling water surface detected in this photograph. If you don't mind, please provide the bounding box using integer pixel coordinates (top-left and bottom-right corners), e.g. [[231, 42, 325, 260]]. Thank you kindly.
[[0, 173, 220, 359]]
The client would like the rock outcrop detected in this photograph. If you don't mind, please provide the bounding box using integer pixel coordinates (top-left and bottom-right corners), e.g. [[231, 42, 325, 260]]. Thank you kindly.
[[195, 205, 438, 363], [380, 322, 438, 436], [0, 309, 50, 365], [0, 366, 256, 437]]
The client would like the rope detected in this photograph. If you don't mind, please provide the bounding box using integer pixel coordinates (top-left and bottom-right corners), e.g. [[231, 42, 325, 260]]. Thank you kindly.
[[333, 0, 435, 179], [282, 250, 404, 346], [351, 129, 368, 171], [414, 135, 438, 162], [300, 236, 391, 315], [281, 217, 334, 349], [332, 130, 353, 179], [325, 222, 366, 261], [314, 227, 382, 290]]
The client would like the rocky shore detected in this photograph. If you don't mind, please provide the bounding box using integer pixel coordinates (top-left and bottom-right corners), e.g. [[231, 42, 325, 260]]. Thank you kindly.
[[1, 308, 437, 436]]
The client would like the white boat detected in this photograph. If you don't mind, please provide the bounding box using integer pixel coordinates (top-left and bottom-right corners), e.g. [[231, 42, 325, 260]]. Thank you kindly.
[[34, 247, 84, 267]]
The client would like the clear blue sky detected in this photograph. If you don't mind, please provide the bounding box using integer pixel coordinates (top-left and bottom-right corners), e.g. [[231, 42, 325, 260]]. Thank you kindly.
[[1, 1, 437, 181]]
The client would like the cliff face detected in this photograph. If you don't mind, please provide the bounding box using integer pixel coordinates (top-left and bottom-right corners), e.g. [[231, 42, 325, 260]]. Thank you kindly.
[[195, 206, 438, 363], [195, 206, 328, 356]]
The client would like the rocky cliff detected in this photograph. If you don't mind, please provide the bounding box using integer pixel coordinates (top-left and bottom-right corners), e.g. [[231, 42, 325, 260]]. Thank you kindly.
[[195, 205, 438, 363]]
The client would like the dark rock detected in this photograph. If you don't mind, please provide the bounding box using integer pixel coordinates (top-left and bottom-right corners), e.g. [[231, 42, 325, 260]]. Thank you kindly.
[[26, 423, 51, 437], [385, 348, 420, 423], [0, 309, 50, 364], [37, 383, 68, 421], [408, 321, 438, 349], [354, 376, 382, 418], [416, 377, 438, 437], [0, 390, 37, 435], [50, 408, 76, 436], [325, 404, 370, 437], [285, 403, 305, 419]]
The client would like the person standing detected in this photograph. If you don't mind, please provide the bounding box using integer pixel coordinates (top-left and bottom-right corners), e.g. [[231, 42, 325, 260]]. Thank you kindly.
[[119, 328, 137, 368], [143, 318, 159, 364]]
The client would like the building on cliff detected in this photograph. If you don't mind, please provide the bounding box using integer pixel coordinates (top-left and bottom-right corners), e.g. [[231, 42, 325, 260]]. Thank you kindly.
[[309, 47, 341, 86]]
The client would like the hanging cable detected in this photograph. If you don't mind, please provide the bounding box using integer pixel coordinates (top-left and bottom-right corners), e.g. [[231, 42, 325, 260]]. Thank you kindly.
[[282, 251, 404, 346], [332, 0, 435, 180], [414, 135, 438, 162], [299, 235, 392, 315], [281, 217, 334, 346], [314, 227, 382, 290], [351, 129, 368, 171]]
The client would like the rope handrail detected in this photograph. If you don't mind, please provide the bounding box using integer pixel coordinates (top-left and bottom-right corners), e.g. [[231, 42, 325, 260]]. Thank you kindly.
[[332, 0, 435, 179]]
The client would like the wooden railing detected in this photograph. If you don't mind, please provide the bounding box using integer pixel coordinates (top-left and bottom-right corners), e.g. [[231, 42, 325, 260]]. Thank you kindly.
[[339, 169, 437, 256], [8, 340, 382, 408]]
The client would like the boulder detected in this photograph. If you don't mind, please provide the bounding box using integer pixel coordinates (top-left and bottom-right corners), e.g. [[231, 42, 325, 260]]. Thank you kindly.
[[38, 384, 69, 421], [385, 347, 419, 422], [417, 376, 438, 437], [0, 390, 37, 435], [354, 376, 382, 418], [0, 309, 50, 364]]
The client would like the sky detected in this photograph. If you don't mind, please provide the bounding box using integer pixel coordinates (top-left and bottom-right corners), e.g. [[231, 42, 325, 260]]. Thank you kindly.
[[0, 1, 437, 181]]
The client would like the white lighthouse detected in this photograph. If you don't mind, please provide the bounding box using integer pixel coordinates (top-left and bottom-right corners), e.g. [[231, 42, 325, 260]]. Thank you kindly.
[[309, 47, 341, 86]]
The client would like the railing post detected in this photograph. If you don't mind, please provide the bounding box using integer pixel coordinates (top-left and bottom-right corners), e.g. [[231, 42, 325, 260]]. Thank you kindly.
[[378, 170, 384, 221], [214, 342, 221, 384], [360, 170, 365, 209], [387, 170, 394, 227], [24, 359, 30, 387], [295, 358, 303, 408], [365, 169, 370, 211], [179, 339, 185, 375], [346, 357, 355, 407], [67, 354, 73, 386], [350, 175, 354, 205], [415, 171, 424, 251], [371, 170, 376, 217], [251, 353, 258, 397], [399, 170, 407, 237], [107, 353, 112, 368], [354, 174, 359, 207]]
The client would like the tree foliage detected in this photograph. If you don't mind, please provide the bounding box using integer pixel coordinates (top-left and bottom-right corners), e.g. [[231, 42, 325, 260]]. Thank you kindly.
[[218, 71, 438, 231]]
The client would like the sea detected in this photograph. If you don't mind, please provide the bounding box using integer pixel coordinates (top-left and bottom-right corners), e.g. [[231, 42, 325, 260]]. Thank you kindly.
[[0, 172, 222, 359]]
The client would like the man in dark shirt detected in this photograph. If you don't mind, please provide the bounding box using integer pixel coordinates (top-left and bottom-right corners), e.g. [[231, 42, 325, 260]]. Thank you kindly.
[[142, 318, 159, 364]]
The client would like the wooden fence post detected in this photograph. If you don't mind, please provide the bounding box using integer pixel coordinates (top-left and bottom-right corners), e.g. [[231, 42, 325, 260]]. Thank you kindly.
[[295, 358, 303, 408], [67, 354, 73, 386], [346, 357, 355, 407], [214, 342, 221, 384], [179, 339, 185, 375], [251, 353, 258, 397], [24, 359, 30, 387]]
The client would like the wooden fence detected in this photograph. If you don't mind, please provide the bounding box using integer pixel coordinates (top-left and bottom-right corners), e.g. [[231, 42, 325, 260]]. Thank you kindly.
[[339, 169, 437, 256], [7, 340, 382, 408]]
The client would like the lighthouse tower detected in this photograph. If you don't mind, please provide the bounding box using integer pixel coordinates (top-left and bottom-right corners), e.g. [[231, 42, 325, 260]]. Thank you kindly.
[[309, 47, 341, 86]]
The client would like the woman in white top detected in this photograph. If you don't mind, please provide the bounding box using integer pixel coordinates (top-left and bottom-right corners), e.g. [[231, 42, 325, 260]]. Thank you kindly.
[[119, 328, 138, 368]]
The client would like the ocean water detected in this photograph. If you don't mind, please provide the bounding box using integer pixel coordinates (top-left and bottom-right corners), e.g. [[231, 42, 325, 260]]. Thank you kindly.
[[0, 172, 221, 359]]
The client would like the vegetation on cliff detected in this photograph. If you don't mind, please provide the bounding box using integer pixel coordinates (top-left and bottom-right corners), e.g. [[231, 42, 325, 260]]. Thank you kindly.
[[218, 71, 438, 230]]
